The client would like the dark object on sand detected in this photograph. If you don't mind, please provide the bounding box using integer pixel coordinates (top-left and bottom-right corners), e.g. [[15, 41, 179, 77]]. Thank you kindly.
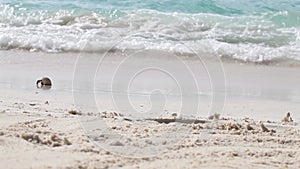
[[147, 118, 207, 124], [282, 112, 293, 122], [68, 110, 81, 115], [36, 77, 52, 89], [260, 122, 269, 132], [246, 124, 254, 130], [260, 122, 276, 133]]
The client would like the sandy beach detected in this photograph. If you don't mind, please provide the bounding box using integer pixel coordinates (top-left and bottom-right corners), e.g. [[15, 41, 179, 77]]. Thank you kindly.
[[1, 50, 300, 168], [1, 0, 300, 168]]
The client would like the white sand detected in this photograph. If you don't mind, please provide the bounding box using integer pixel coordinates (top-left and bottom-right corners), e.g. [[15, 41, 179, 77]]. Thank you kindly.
[[0, 50, 300, 168]]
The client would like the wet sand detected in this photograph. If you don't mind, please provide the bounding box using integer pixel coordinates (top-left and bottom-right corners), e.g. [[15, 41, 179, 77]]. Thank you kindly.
[[0, 50, 300, 168]]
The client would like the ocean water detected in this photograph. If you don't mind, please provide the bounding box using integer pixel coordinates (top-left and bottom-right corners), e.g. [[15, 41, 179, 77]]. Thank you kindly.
[[0, 0, 300, 62]]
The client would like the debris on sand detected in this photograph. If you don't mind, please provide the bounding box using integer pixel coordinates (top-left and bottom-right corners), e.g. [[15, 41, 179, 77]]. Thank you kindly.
[[63, 138, 72, 145], [100, 111, 123, 118], [260, 122, 276, 133], [151, 118, 176, 124], [123, 117, 133, 122], [148, 118, 206, 124], [68, 110, 81, 115], [260, 122, 269, 132], [36, 77, 52, 89], [50, 134, 62, 142], [246, 124, 254, 130], [29, 103, 36, 106], [282, 112, 293, 123]]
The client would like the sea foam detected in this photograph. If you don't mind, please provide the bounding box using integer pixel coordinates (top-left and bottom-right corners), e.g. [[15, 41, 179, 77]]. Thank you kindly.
[[0, 2, 299, 63]]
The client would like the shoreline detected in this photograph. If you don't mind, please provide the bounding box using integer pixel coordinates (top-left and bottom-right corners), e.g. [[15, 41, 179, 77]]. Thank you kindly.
[[1, 50, 299, 116]]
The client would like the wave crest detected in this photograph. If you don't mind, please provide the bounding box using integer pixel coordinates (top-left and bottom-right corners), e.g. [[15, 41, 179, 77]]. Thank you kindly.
[[0, 3, 300, 63]]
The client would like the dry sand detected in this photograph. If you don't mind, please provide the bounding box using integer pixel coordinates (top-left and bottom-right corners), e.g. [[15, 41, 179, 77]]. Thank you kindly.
[[1, 50, 300, 168], [0, 93, 299, 169]]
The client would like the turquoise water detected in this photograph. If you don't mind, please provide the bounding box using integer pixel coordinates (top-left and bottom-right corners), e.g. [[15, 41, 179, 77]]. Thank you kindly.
[[4, 0, 300, 15], [0, 0, 300, 62]]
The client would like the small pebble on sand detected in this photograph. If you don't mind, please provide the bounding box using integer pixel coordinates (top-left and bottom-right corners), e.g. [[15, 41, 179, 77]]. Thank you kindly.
[[68, 110, 81, 115], [29, 103, 36, 106]]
